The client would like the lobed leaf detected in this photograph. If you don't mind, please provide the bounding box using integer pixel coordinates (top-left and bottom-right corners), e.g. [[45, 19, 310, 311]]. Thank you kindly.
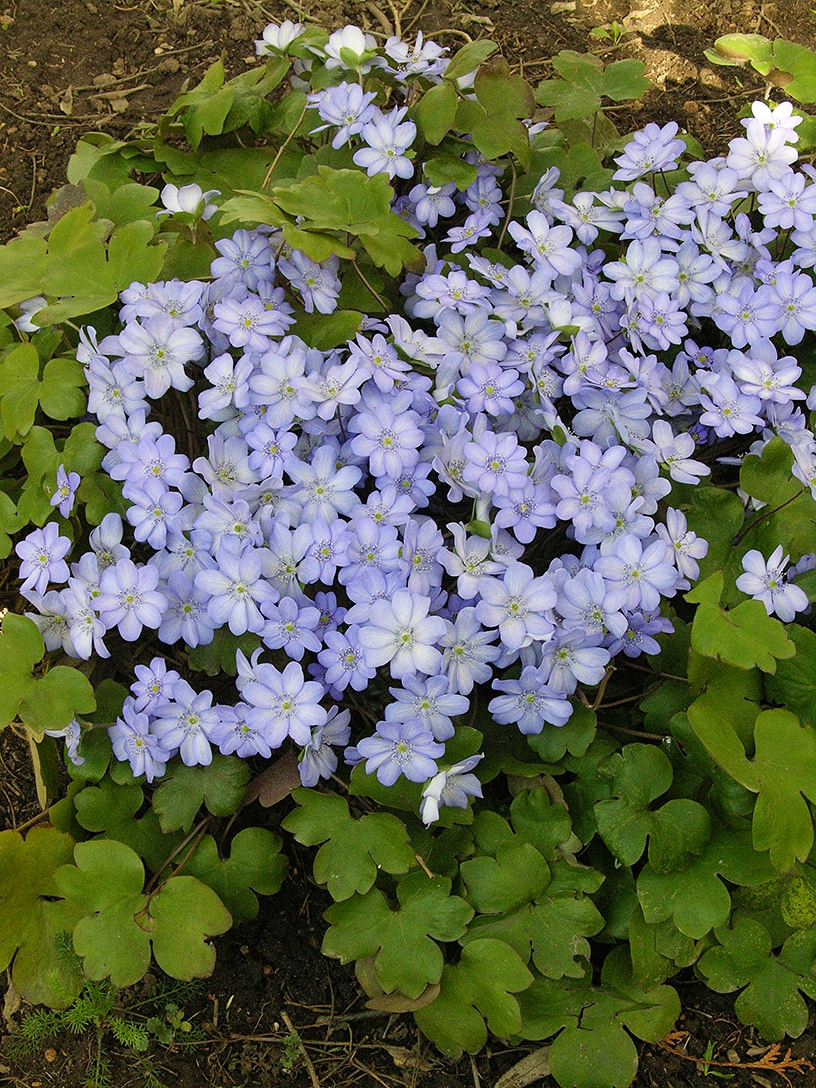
[[282, 788, 416, 901]]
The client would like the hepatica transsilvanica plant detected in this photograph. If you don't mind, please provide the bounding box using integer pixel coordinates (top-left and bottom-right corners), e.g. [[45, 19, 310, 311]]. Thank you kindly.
[[4, 21, 816, 1088]]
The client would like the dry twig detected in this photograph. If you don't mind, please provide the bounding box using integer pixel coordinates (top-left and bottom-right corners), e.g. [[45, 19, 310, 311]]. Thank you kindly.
[[655, 1032, 814, 1087]]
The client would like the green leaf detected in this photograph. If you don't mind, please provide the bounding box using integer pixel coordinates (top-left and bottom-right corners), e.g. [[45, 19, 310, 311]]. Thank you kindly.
[[599, 58, 651, 102], [414, 938, 533, 1057], [527, 703, 597, 763], [594, 745, 673, 866], [688, 571, 794, 672], [681, 485, 745, 580], [167, 60, 235, 149], [689, 701, 816, 870], [18, 665, 96, 734], [423, 154, 478, 190], [0, 491, 23, 558], [105, 220, 167, 294], [295, 309, 363, 350], [0, 235, 49, 309], [38, 357, 88, 421], [518, 958, 679, 1088], [780, 875, 816, 930], [637, 825, 777, 938], [536, 69, 602, 122], [73, 777, 184, 871], [148, 874, 232, 980], [415, 81, 459, 145], [740, 436, 799, 505], [185, 828, 287, 925], [443, 39, 499, 82], [461, 840, 550, 914], [471, 57, 535, 166], [0, 613, 43, 728], [463, 893, 605, 979], [187, 629, 261, 676], [0, 342, 40, 440], [55, 839, 231, 987], [0, 828, 83, 1008], [765, 624, 816, 726], [709, 33, 774, 66], [281, 789, 416, 901], [323, 872, 473, 998], [509, 786, 575, 860], [152, 754, 250, 832], [698, 918, 816, 1039]]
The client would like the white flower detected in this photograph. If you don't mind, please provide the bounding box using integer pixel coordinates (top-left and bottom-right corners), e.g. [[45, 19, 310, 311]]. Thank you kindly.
[[420, 754, 484, 826], [157, 183, 219, 221], [323, 25, 377, 72], [255, 20, 305, 55], [14, 296, 47, 332]]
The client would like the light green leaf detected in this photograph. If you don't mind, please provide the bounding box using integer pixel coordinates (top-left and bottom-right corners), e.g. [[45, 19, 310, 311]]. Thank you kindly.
[[18, 665, 96, 734], [0, 613, 43, 728], [38, 357, 87, 421], [689, 701, 816, 870], [0, 235, 49, 309], [0, 342, 40, 440], [148, 875, 232, 981], [56, 839, 231, 987], [688, 571, 794, 672], [0, 828, 83, 1008]]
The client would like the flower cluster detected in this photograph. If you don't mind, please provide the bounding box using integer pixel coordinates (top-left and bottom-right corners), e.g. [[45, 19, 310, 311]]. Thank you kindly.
[[16, 28, 816, 824]]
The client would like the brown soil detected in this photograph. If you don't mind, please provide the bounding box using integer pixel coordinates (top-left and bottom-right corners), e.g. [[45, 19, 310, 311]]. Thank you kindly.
[[2, 0, 816, 1086]]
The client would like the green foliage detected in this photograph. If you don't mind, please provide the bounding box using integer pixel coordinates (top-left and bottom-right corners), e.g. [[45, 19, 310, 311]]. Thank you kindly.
[[594, 744, 710, 870], [414, 938, 534, 1057], [698, 919, 816, 1039], [323, 871, 473, 998], [184, 827, 288, 924], [4, 21, 816, 1088], [689, 703, 816, 870], [152, 754, 250, 832], [535, 51, 650, 128], [687, 572, 794, 672], [282, 788, 417, 900], [0, 828, 84, 1007], [53, 839, 232, 987], [518, 950, 679, 1088], [706, 34, 816, 102]]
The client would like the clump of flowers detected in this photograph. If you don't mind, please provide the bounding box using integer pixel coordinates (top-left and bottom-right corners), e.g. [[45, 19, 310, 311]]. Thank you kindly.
[[15, 27, 816, 833]]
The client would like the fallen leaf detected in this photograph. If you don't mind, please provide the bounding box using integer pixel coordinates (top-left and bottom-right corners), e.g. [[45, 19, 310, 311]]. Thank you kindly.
[[245, 751, 302, 807], [495, 1048, 552, 1088]]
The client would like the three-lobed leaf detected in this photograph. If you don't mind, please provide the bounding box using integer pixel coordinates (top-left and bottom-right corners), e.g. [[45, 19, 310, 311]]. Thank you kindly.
[[54, 839, 232, 987], [414, 937, 533, 1057], [323, 871, 473, 998], [282, 788, 416, 901]]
